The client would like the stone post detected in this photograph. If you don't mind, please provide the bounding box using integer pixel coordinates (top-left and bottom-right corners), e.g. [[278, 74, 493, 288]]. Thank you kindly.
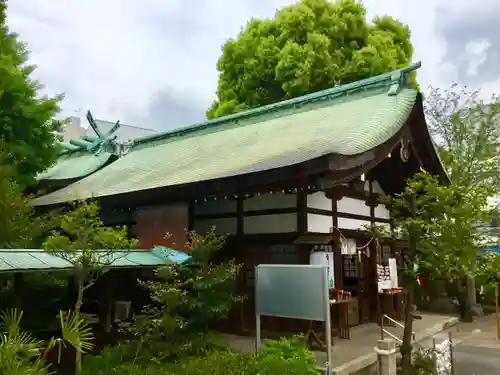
[[374, 339, 398, 375]]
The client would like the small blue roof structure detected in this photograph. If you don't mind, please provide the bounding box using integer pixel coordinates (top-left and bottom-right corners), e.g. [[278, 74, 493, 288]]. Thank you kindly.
[[0, 247, 191, 273], [486, 247, 500, 254]]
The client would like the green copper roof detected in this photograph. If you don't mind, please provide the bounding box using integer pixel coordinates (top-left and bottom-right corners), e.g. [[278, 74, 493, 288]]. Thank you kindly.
[[37, 151, 113, 181], [0, 247, 190, 273], [32, 63, 421, 206]]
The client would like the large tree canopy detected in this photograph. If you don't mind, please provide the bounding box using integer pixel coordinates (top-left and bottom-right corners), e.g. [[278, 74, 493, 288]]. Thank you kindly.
[[0, 0, 63, 185], [208, 0, 416, 119], [425, 85, 500, 192]]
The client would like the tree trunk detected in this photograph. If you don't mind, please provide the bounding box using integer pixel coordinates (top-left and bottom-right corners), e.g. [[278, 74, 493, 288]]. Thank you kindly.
[[456, 279, 473, 322], [400, 195, 417, 375], [74, 277, 84, 375], [400, 278, 415, 375]]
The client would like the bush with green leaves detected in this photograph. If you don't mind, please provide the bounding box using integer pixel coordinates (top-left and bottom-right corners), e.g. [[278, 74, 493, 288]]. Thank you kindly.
[[83, 337, 320, 375], [256, 337, 319, 375], [120, 229, 242, 362], [168, 349, 255, 375], [397, 348, 439, 375]]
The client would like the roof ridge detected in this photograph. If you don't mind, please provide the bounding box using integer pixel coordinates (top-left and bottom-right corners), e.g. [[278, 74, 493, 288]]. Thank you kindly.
[[96, 119, 157, 133], [131, 62, 421, 147]]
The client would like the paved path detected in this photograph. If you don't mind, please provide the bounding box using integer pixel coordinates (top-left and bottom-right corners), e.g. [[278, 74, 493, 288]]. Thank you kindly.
[[454, 343, 500, 375], [448, 314, 500, 375]]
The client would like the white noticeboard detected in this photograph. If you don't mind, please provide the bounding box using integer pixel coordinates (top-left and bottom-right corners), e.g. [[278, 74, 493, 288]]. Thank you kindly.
[[255, 264, 333, 374], [388, 258, 399, 289], [310, 250, 335, 288]]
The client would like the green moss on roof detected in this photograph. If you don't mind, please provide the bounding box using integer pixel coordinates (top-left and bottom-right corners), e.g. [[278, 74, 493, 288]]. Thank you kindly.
[[37, 151, 113, 181], [32, 62, 422, 206]]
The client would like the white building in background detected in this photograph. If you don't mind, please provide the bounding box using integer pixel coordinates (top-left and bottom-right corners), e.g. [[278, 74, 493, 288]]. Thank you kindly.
[[61, 115, 157, 144]]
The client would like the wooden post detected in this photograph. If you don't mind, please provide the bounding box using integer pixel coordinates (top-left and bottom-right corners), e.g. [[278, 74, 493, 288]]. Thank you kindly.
[[496, 283, 500, 340]]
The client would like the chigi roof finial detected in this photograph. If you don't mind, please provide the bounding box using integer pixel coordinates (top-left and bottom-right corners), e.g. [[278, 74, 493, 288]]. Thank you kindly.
[[59, 110, 122, 156]]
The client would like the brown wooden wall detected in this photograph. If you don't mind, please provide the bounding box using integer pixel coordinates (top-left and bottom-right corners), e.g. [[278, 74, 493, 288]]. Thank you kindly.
[[133, 203, 189, 250]]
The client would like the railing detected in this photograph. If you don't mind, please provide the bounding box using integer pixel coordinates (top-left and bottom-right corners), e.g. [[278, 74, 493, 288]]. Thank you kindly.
[[380, 314, 415, 344]]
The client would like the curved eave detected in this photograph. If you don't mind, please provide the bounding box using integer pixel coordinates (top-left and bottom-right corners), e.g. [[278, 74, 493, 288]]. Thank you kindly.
[[32, 88, 418, 207], [33, 129, 408, 209], [410, 93, 450, 185], [37, 152, 115, 184]]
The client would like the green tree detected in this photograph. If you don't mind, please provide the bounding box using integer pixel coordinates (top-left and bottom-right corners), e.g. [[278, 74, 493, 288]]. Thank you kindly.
[[208, 0, 416, 119], [425, 85, 500, 190], [0, 0, 63, 185], [0, 151, 54, 248], [371, 172, 490, 375], [43, 200, 138, 375], [477, 252, 500, 285], [121, 229, 241, 363], [424, 85, 500, 315]]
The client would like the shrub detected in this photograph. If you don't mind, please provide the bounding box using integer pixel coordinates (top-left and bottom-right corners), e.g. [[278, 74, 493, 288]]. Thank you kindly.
[[256, 337, 320, 375], [83, 337, 320, 375], [168, 349, 255, 375], [121, 229, 242, 361], [82, 343, 136, 375], [397, 348, 438, 375]]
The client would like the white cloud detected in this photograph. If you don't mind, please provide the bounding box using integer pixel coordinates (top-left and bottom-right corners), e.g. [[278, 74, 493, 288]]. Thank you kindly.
[[465, 39, 490, 78], [5, 0, 498, 130]]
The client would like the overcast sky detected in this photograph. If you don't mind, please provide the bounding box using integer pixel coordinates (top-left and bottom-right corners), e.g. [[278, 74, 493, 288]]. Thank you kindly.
[[6, 0, 499, 131]]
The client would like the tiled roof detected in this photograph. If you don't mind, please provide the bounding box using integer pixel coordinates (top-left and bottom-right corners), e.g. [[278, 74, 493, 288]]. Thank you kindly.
[[91, 120, 157, 142], [37, 151, 113, 181], [39, 118, 157, 183], [32, 63, 421, 206], [0, 247, 190, 273]]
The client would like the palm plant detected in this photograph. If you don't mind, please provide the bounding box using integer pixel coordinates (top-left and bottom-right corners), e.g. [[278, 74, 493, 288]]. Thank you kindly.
[[0, 308, 94, 375]]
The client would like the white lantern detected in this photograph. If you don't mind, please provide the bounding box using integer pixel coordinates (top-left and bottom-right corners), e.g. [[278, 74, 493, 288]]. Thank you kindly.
[[310, 248, 335, 288]]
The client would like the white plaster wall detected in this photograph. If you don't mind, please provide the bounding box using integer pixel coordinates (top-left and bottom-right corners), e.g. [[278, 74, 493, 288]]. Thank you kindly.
[[193, 199, 236, 216], [307, 192, 331, 210], [193, 217, 237, 235], [307, 213, 332, 233], [338, 217, 371, 230], [244, 213, 297, 234], [337, 197, 370, 217], [243, 193, 296, 211], [374, 204, 391, 220]]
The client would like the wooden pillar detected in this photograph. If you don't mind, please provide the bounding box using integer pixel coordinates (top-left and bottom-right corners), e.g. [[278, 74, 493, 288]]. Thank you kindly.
[[236, 195, 244, 236], [103, 271, 116, 333], [296, 190, 308, 265], [496, 283, 500, 340], [12, 273, 23, 310], [236, 194, 245, 330], [187, 201, 194, 231], [331, 191, 343, 290], [367, 179, 380, 321], [296, 191, 307, 234]]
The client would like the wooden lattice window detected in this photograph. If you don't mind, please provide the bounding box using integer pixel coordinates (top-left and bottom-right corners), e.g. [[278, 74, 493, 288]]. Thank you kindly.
[[382, 245, 392, 263], [343, 255, 358, 278]]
